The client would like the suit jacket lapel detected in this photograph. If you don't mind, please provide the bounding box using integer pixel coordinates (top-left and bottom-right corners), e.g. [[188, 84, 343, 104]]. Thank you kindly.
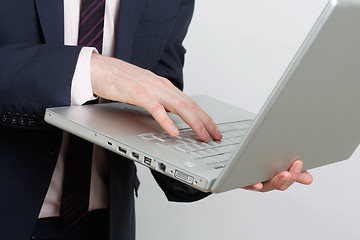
[[35, 0, 64, 44], [114, 0, 146, 61]]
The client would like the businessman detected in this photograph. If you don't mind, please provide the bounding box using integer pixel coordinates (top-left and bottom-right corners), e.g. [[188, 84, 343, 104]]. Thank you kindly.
[[0, 0, 312, 239]]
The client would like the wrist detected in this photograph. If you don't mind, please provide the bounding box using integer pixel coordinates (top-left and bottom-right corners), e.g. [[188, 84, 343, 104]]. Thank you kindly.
[[90, 52, 103, 97]]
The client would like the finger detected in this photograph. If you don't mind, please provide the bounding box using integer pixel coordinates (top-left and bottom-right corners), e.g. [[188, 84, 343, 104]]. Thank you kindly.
[[288, 160, 303, 178], [161, 97, 211, 141], [261, 171, 295, 192], [288, 160, 313, 184], [197, 109, 223, 141], [296, 171, 313, 185], [145, 102, 179, 136], [243, 182, 263, 191]]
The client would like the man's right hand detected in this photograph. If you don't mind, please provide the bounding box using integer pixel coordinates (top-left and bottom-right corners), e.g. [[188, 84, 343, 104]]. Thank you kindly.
[[90, 53, 223, 142]]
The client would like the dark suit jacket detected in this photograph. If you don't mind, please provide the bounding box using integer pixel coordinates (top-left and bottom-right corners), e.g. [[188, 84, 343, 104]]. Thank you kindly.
[[0, 0, 209, 239]]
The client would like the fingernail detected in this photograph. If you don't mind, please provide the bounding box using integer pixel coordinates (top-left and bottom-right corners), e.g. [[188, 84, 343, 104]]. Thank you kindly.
[[295, 163, 302, 173], [169, 125, 179, 135], [202, 128, 210, 140], [254, 182, 262, 190], [216, 128, 222, 139]]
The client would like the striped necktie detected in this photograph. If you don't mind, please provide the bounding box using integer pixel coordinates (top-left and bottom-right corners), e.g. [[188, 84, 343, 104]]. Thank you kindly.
[[60, 0, 105, 226], [78, 0, 105, 53]]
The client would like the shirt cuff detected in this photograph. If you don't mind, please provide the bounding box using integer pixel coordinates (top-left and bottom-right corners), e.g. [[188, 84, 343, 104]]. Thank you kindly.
[[71, 47, 98, 106]]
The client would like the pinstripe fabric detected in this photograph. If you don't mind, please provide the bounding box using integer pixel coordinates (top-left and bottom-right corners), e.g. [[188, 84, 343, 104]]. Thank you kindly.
[[60, 0, 105, 226]]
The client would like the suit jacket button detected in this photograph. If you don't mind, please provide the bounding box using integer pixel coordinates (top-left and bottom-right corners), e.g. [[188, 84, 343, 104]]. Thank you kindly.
[[19, 114, 29, 125], [1, 112, 11, 123], [10, 113, 19, 124], [46, 146, 55, 156], [28, 115, 38, 126]]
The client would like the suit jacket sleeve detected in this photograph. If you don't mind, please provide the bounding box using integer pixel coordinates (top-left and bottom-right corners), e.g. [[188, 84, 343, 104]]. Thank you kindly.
[[0, 44, 83, 128], [0, 1, 85, 127]]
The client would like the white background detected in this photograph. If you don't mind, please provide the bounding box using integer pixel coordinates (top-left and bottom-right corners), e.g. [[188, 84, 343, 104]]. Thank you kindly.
[[135, 0, 360, 239]]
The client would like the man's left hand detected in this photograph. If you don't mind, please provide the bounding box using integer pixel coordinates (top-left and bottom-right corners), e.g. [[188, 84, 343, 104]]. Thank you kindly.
[[243, 160, 313, 192]]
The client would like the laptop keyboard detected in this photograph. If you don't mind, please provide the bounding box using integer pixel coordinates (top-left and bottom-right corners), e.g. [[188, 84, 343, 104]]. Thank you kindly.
[[138, 120, 253, 169]]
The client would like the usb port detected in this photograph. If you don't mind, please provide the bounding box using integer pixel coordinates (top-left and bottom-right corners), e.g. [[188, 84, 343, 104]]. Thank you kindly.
[[131, 152, 140, 160], [143, 156, 152, 166], [118, 146, 127, 155]]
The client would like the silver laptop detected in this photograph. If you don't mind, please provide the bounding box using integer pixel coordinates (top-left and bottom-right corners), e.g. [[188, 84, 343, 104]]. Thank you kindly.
[[45, 0, 360, 193]]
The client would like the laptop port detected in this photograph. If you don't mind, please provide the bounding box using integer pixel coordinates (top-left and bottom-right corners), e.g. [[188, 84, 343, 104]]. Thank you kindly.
[[174, 170, 194, 185], [144, 156, 152, 166], [131, 152, 140, 160], [156, 162, 166, 173], [118, 146, 127, 155]]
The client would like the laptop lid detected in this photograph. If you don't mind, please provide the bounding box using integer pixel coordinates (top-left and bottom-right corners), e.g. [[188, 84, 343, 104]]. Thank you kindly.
[[211, 0, 360, 192]]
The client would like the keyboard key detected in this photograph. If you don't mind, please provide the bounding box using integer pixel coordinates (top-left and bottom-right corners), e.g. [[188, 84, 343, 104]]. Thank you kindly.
[[152, 133, 167, 138], [220, 160, 229, 165], [221, 138, 240, 145], [222, 131, 240, 138], [189, 152, 202, 159], [233, 138, 243, 144], [197, 142, 213, 148], [217, 124, 235, 132], [241, 120, 253, 126], [206, 141, 223, 147], [208, 162, 224, 169], [180, 131, 197, 139], [187, 144, 204, 151], [216, 145, 236, 154], [198, 157, 218, 165], [175, 145, 197, 152], [156, 137, 173, 142], [194, 150, 212, 158], [156, 140, 185, 148], [203, 148, 220, 156], [173, 147, 187, 153], [178, 138, 197, 145], [214, 153, 232, 162], [139, 133, 157, 140]]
